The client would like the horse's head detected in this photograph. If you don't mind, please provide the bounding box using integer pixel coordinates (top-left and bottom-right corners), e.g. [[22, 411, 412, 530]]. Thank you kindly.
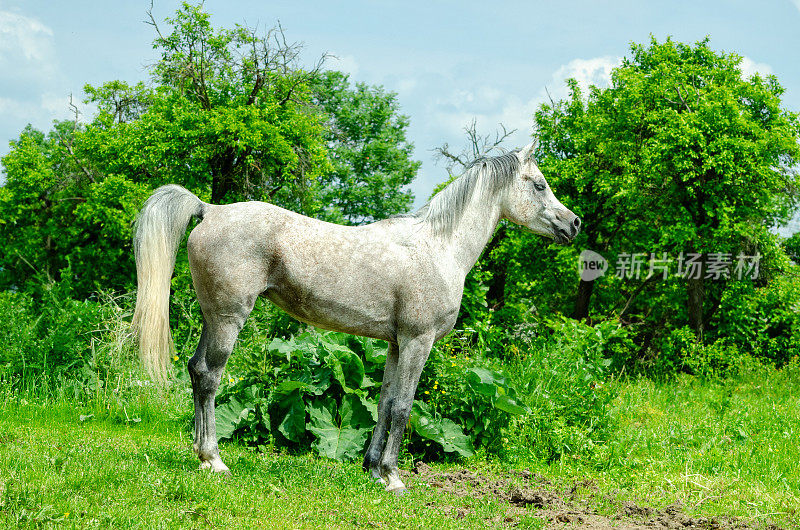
[[501, 143, 581, 244]]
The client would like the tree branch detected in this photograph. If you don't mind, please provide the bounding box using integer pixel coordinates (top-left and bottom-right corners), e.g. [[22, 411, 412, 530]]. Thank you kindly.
[[56, 94, 96, 183], [432, 119, 517, 176]]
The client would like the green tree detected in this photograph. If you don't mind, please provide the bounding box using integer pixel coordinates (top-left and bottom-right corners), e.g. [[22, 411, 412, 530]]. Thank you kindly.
[[313, 71, 420, 224], [0, 122, 150, 294], [82, 3, 330, 209], [0, 3, 421, 296], [784, 231, 800, 264], [534, 37, 800, 339]]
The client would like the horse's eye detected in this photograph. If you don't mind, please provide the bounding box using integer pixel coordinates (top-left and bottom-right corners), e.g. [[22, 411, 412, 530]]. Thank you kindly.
[[534, 182, 546, 192]]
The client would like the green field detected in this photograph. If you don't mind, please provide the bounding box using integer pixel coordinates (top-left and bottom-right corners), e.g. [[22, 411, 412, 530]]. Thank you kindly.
[[2, 365, 797, 529]]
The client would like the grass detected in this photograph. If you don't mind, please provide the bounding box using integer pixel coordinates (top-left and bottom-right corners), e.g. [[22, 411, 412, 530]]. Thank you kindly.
[[0, 364, 798, 528], [0, 391, 517, 529], [610, 369, 800, 521], [507, 364, 800, 526]]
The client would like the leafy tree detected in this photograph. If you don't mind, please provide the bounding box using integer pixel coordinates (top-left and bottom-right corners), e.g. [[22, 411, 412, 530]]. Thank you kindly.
[[783, 231, 800, 264], [534, 37, 800, 339], [0, 122, 150, 294], [82, 3, 330, 209], [0, 2, 420, 296], [313, 71, 420, 224], [433, 38, 800, 373]]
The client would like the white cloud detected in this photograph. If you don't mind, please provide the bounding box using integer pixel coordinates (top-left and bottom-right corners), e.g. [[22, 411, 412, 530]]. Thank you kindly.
[[0, 10, 73, 166], [739, 56, 773, 79], [793, 0, 800, 13], [426, 55, 622, 155], [0, 10, 56, 73], [328, 53, 360, 78], [547, 56, 621, 100]]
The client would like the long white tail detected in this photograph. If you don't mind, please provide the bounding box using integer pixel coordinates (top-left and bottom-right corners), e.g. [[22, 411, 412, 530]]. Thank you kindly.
[[132, 185, 205, 383]]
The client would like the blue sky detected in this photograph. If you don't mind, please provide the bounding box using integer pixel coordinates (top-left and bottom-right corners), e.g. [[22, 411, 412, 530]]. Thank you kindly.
[[2, 0, 800, 224]]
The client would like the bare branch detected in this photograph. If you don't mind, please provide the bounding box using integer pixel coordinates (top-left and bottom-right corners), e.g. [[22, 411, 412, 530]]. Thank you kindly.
[[618, 273, 660, 319], [145, 1, 166, 42], [433, 119, 517, 176], [674, 83, 693, 112], [277, 52, 328, 106], [56, 94, 96, 184]]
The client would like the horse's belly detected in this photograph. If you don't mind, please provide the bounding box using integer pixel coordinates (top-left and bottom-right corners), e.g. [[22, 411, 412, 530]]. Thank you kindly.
[[264, 283, 394, 341]]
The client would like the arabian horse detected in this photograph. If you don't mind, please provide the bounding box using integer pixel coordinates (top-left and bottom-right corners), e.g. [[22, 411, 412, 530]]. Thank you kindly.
[[131, 143, 580, 494]]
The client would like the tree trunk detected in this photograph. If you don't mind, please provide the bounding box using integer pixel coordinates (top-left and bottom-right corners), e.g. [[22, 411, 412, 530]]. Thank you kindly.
[[572, 278, 594, 321], [211, 149, 237, 204], [486, 263, 507, 311], [687, 275, 705, 340], [572, 229, 598, 321], [211, 174, 233, 204], [485, 226, 508, 311]]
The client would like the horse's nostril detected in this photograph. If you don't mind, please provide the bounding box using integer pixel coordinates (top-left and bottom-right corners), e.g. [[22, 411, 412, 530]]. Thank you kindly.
[[573, 217, 582, 229]]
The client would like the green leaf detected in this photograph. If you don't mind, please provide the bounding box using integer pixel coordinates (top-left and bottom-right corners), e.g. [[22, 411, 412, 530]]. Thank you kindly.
[[215, 397, 250, 441], [274, 380, 309, 395], [466, 367, 504, 397], [306, 397, 370, 461], [493, 394, 530, 415], [275, 389, 306, 443], [362, 338, 388, 365], [323, 345, 365, 392], [357, 393, 379, 423], [340, 393, 374, 431], [268, 337, 297, 360], [410, 401, 473, 458]]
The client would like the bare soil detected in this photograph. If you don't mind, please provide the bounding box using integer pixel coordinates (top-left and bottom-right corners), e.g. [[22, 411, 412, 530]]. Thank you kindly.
[[405, 462, 782, 529]]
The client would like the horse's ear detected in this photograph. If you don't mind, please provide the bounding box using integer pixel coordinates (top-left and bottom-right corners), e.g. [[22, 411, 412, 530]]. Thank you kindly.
[[518, 142, 536, 161]]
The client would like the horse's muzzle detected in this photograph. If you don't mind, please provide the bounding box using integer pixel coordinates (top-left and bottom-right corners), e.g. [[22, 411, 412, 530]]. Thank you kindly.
[[553, 215, 581, 244]]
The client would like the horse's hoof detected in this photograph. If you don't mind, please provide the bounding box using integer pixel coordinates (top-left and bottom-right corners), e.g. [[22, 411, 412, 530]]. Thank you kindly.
[[383, 468, 405, 495], [384, 477, 407, 495], [387, 485, 406, 496], [199, 458, 230, 475], [370, 468, 386, 485]]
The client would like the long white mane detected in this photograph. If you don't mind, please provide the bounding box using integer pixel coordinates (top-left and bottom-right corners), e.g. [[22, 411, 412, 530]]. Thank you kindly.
[[410, 151, 520, 236]]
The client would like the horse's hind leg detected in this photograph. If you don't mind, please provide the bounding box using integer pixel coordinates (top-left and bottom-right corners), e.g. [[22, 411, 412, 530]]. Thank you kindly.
[[188, 310, 251, 473], [363, 342, 399, 483]]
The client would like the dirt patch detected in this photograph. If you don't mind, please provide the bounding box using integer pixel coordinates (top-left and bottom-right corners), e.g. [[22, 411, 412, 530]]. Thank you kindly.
[[405, 462, 782, 529]]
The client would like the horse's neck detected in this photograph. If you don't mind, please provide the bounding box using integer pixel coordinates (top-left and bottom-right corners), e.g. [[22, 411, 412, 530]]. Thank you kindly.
[[445, 193, 503, 277]]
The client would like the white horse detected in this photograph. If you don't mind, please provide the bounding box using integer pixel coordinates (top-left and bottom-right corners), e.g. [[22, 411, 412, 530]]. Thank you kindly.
[[131, 143, 580, 494]]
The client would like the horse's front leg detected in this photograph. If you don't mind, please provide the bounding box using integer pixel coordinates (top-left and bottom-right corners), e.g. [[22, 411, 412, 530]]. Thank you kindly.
[[378, 333, 434, 494], [363, 342, 399, 483]]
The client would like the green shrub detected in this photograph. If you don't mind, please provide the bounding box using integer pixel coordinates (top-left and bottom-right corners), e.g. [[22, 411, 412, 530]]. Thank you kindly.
[[214, 329, 529, 462], [0, 291, 39, 378], [0, 277, 107, 381], [502, 317, 620, 464], [783, 232, 800, 264], [652, 326, 760, 380], [410, 332, 530, 459]]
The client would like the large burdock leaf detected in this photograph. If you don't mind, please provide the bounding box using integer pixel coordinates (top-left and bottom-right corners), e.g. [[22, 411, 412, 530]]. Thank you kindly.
[[275, 388, 307, 443], [357, 336, 388, 365], [493, 393, 530, 415], [410, 401, 474, 458], [340, 393, 374, 431], [215, 397, 250, 441], [321, 343, 365, 392], [466, 367, 504, 396], [307, 396, 371, 461], [268, 337, 297, 360], [466, 367, 530, 415]]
